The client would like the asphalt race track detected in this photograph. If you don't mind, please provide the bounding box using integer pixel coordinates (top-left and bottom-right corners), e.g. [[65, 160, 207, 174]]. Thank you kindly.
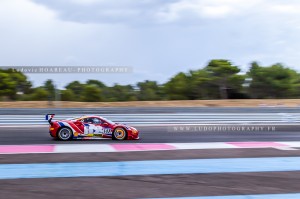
[[2, 147, 300, 199], [1, 125, 300, 199], [1, 108, 300, 199], [0, 125, 300, 145]]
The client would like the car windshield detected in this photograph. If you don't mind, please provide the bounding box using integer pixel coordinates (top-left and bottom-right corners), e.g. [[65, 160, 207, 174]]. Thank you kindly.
[[101, 117, 115, 125], [66, 116, 87, 121]]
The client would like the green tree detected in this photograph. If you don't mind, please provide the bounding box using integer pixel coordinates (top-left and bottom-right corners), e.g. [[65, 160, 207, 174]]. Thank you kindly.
[[136, 80, 163, 101], [248, 62, 298, 98], [86, 80, 106, 89], [80, 85, 102, 102], [205, 59, 241, 99], [289, 73, 300, 97], [164, 72, 191, 100], [65, 81, 84, 100], [0, 69, 33, 100], [61, 89, 76, 101], [0, 72, 16, 100], [44, 79, 56, 101], [105, 84, 136, 101], [188, 69, 218, 99], [31, 87, 49, 101], [9, 70, 33, 95]]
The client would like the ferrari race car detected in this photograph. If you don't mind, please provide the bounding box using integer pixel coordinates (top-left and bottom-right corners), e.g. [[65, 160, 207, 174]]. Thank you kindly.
[[46, 114, 139, 141]]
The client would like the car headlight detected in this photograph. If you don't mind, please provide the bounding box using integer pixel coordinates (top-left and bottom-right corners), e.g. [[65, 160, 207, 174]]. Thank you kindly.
[[131, 127, 138, 133]]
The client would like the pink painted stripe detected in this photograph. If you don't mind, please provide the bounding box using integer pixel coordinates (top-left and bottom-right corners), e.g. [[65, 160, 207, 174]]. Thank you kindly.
[[227, 142, 288, 148], [111, 143, 176, 151], [0, 145, 54, 154]]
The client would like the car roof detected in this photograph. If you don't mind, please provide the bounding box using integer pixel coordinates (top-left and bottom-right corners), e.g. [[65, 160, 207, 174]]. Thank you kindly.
[[76, 115, 105, 120]]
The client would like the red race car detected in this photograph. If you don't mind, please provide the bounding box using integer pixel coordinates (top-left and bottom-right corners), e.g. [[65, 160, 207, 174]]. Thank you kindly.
[[46, 114, 139, 141]]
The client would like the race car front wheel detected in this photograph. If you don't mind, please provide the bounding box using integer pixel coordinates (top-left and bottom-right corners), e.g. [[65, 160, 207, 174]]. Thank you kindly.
[[112, 128, 127, 140], [57, 127, 73, 141]]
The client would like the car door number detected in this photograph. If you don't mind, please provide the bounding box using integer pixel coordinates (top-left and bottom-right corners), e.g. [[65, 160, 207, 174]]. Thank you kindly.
[[103, 128, 112, 135]]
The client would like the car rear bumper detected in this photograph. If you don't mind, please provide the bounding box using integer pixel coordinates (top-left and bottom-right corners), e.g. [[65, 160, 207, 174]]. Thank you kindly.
[[49, 129, 57, 137]]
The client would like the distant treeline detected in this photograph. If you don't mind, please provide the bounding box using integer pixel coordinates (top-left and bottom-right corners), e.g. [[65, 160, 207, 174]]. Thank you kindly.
[[1, 59, 300, 101]]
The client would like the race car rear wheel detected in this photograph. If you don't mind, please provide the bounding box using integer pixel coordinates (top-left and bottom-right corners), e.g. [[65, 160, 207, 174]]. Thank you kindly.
[[57, 127, 73, 141], [112, 127, 127, 140]]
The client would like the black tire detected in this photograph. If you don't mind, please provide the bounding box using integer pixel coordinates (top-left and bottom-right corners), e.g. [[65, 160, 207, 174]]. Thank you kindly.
[[57, 127, 73, 141], [112, 127, 127, 140]]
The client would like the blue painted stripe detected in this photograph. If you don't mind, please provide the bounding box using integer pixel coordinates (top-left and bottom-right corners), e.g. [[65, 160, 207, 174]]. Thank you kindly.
[[1, 157, 300, 179], [58, 122, 65, 127], [143, 193, 300, 199]]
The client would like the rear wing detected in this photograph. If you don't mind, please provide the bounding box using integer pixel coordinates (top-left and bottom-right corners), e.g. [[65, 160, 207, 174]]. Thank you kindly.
[[45, 114, 55, 124]]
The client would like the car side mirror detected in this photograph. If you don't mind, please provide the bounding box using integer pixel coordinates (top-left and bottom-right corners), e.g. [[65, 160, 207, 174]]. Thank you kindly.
[[103, 122, 108, 127]]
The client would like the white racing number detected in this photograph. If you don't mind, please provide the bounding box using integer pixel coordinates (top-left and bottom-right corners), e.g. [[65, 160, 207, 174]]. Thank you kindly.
[[84, 124, 104, 135], [103, 128, 112, 135]]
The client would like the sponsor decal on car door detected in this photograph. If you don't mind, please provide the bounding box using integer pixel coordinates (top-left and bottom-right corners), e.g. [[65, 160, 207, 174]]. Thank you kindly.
[[102, 127, 112, 136], [84, 124, 104, 136]]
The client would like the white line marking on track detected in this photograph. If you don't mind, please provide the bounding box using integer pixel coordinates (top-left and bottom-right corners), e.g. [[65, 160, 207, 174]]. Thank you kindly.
[[54, 144, 115, 153], [1, 142, 300, 154], [273, 146, 299, 150]]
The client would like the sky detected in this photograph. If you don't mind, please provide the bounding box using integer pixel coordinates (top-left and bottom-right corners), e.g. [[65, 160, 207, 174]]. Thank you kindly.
[[1, 0, 300, 88]]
